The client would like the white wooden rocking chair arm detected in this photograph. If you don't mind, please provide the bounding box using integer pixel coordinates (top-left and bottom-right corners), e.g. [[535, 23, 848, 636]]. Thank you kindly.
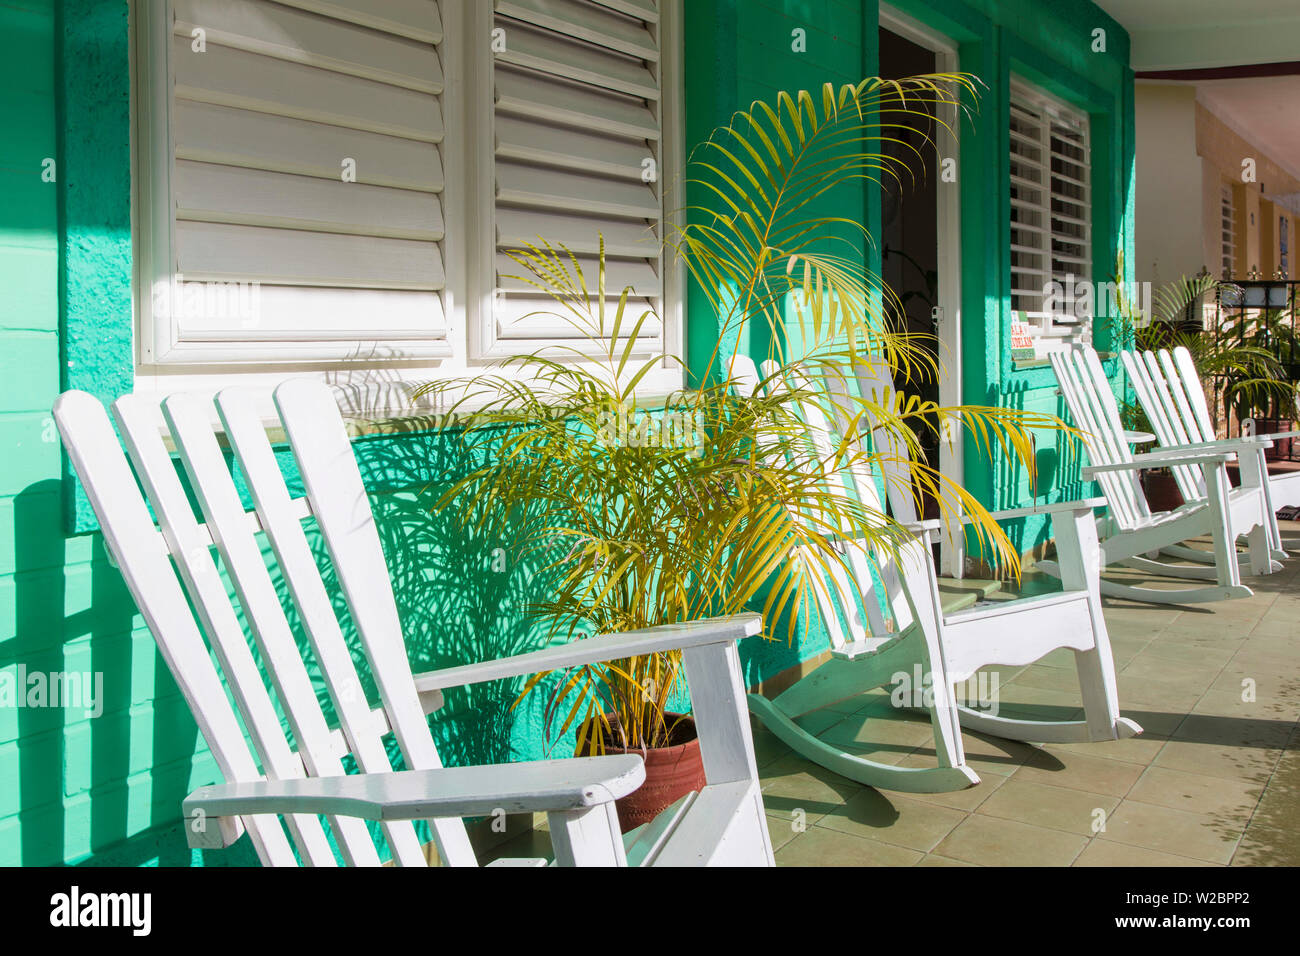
[[412, 614, 763, 694], [1251, 428, 1300, 442], [898, 498, 1106, 536], [972, 497, 1107, 523], [182, 755, 647, 824], [1156, 436, 1272, 455], [1083, 451, 1234, 478]]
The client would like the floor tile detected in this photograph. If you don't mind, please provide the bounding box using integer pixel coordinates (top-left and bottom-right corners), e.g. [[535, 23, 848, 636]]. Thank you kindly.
[[915, 853, 978, 866], [1152, 735, 1283, 785], [1126, 765, 1262, 821], [935, 815, 1086, 866], [1014, 748, 1145, 797], [1074, 839, 1217, 867], [1099, 800, 1242, 864], [1231, 825, 1300, 865], [774, 825, 922, 866], [977, 779, 1119, 835], [758, 754, 865, 823], [818, 790, 967, 853]]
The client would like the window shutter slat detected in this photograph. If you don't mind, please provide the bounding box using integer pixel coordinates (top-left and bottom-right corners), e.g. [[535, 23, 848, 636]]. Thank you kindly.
[[497, 161, 660, 219], [496, 20, 658, 98], [495, 113, 653, 178], [270, 0, 445, 44], [497, 208, 659, 258], [174, 160, 445, 241], [176, 222, 445, 290], [173, 0, 442, 93], [497, 0, 658, 61], [495, 66, 658, 138], [172, 34, 443, 140], [173, 102, 445, 193]]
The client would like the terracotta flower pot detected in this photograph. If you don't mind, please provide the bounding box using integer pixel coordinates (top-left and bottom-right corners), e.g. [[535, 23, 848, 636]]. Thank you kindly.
[[599, 712, 706, 833], [1142, 471, 1184, 513]]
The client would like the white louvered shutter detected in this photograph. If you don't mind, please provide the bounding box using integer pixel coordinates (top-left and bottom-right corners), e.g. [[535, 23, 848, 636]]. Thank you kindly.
[[488, 0, 666, 350], [1009, 83, 1091, 328], [1221, 184, 1236, 279], [147, 0, 452, 363]]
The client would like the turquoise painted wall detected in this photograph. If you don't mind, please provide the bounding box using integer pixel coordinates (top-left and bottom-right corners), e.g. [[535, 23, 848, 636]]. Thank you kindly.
[[0, 0, 1133, 865], [686, 0, 1135, 563]]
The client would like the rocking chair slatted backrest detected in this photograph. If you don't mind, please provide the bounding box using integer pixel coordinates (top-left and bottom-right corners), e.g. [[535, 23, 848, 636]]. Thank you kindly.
[[1050, 348, 1152, 531], [789, 356, 921, 633], [1170, 346, 1221, 439], [850, 357, 922, 527], [729, 357, 870, 649], [728, 355, 922, 644], [55, 385, 477, 868], [1119, 349, 1207, 502]]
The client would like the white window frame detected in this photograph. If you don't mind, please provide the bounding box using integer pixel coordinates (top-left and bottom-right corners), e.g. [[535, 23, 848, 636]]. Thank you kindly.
[[1008, 78, 1092, 354], [131, 0, 685, 407]]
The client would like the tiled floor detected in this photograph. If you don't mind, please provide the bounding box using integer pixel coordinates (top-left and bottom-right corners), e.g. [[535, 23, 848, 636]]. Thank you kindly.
[[482, 521, 1299, 866], [760, 521, 1300, 866]]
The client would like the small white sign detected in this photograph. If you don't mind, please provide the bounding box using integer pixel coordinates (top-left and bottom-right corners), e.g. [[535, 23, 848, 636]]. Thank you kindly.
[[1010, 310, 1036, 360]]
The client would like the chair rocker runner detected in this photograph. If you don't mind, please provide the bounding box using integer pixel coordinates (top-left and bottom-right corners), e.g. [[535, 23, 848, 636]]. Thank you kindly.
[[1047, 346, 1276, 605], [54, 382, 775, 867], [1122, 344, 1297, 559], [730, 355, 1141, 794]]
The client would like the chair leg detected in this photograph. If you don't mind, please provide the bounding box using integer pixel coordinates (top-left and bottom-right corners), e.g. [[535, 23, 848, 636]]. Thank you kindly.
[[1054, 509, 1143, 742], [899, 541, 968, 775], [1246, 522, 1279, 576], [548, 803, 627, 867]]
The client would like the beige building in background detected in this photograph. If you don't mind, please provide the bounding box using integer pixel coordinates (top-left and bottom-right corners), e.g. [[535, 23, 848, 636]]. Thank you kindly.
[[1135, 80, 1300, 289]]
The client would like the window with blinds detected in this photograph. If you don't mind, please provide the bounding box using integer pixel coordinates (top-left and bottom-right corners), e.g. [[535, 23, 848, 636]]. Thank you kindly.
[[1008, 82, 1092, 327], [486, 0, 667, 352], [137, 0, 454, 365], [1221, 184, 1236, 279], [135, 0, 679, 373]]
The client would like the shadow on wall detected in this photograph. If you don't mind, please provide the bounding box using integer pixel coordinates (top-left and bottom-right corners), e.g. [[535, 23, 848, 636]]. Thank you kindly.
[[343, 427, 557, 768], [9, 481, 204, 866], [9, 423, 567, 865], [978, 385, 1092, 566]]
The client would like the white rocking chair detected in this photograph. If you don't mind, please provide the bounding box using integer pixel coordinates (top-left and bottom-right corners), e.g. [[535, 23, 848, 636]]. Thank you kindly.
[[1047, 346, 1277, 605], [53, 382, 774, 867], [1121, 344, 1298, 557], [731, 355, 1141, 794]]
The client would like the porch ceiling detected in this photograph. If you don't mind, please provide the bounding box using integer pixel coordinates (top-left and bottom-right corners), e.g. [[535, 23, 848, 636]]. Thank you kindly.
[[1093, 0, 1300, 72], [1097, 0, 1300, 186]]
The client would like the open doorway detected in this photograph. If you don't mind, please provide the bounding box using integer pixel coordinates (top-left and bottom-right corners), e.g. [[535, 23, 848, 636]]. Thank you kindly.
[[879, 25, 940, 503], [878, 9, 964, 576]]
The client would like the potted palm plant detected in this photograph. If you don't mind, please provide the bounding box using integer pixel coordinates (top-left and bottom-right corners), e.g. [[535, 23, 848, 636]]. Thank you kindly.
[[1216, 302, 1299, 461], [418, 75, 1063, 831]]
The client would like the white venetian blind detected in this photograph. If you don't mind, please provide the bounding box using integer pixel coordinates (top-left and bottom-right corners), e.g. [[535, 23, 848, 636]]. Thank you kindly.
[[159, 0, 450, 361], [489, 0, 665, 346], [1008, 83, 1091, 324]]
